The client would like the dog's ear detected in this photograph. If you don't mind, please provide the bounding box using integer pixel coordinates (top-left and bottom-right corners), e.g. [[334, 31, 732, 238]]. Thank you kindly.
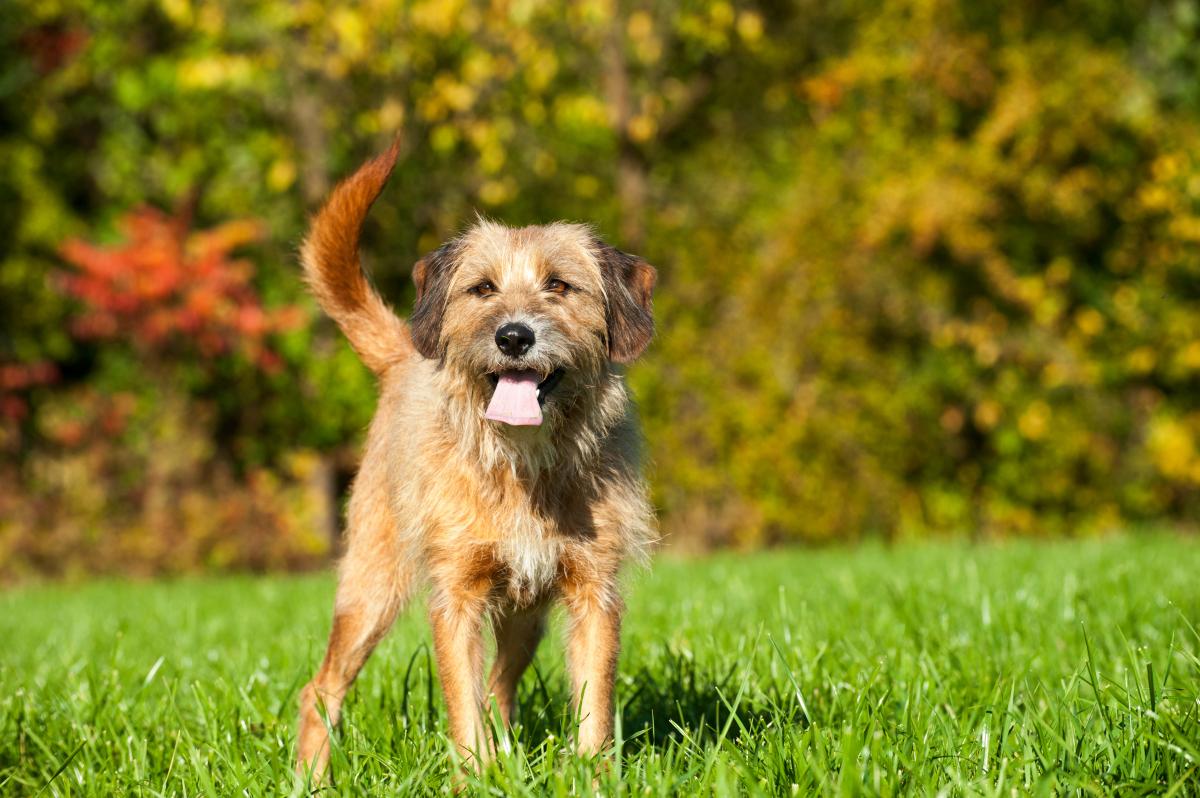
[[410, 241, 459, 359], [594, 239, 657, 363]]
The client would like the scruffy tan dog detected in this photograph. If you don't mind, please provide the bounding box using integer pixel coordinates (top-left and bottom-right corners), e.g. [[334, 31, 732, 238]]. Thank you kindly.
[[295, 141, 657, 779]]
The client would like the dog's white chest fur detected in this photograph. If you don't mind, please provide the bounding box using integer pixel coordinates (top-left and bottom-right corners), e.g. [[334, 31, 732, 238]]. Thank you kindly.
[[496, 520, 563, 602]]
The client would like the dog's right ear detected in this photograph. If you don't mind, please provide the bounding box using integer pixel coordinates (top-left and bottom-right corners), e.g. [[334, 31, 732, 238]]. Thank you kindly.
[[410, 241, 459, 359]]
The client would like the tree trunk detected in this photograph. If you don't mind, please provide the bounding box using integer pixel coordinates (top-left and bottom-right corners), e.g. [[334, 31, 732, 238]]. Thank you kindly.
[[285, 17, 345, 556], [602, 6, 648, 252]]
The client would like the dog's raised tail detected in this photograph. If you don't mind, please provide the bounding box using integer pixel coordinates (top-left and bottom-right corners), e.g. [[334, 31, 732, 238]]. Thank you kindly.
[[301, 139, 411, 374]]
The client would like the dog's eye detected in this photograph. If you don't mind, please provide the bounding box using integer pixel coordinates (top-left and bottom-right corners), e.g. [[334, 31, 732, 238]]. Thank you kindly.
[[469, 281, 496, 297], [545, 278, 569, 294]]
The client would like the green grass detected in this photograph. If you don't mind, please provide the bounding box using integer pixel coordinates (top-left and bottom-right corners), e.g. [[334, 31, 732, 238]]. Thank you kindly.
[[2, 537, 1199, 796]]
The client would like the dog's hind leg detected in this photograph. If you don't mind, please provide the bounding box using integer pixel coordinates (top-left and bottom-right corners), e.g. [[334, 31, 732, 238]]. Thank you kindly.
[[296, 554, 407, 780], [296, 460, 410, 781], [486, 607, 547, 729]]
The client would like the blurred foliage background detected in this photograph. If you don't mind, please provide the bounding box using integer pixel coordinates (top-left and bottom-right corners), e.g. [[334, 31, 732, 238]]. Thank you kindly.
[[3, 0, 1200, 579]]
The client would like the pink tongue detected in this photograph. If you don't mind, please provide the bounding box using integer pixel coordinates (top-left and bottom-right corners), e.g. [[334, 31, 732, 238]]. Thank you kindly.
[[485, 370, 543, 426]]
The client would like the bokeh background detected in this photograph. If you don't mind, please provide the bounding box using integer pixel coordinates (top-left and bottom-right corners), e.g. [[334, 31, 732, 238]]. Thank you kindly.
[[3, 0, 1199, 581]]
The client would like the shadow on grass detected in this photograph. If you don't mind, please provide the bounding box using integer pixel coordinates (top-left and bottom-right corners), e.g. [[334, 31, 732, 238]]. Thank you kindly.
[[513, 647, 804, 753], [334, 641, 804, 761]]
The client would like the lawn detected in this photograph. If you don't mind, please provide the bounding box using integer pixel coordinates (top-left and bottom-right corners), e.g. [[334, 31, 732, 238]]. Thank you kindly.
[[2, 537, 1198, 796]]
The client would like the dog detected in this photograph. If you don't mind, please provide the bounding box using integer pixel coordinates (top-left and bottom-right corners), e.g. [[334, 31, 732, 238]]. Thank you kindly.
[[295, 140, 657, 780]]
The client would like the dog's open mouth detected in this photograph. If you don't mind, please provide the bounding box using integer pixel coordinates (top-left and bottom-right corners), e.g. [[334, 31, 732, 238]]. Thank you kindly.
[[484, 368, 565, 426]]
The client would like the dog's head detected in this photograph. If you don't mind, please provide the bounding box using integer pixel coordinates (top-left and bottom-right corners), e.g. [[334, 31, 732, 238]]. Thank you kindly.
[[409, 220, 656, 427]]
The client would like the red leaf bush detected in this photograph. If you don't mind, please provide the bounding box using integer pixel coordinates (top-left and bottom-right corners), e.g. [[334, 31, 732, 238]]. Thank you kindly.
[[59, 207, 301, 371], [0, 207, 329, 583]]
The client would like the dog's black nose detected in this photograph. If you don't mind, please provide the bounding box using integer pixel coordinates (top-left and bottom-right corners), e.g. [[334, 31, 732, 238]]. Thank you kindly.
[[495, 322, 535, 357]]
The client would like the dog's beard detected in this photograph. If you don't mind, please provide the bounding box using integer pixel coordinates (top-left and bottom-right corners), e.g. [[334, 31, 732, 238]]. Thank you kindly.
[[449, 335, 591, 428], [433, 351, 628, 476], [440, 326, 610, 448]]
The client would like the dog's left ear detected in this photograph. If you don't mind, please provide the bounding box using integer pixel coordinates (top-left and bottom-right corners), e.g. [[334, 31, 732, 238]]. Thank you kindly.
[[594, 239, 657, 363]]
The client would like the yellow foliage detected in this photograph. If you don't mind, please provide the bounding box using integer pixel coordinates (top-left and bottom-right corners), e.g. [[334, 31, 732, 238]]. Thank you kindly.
[[1018, 402, 1051, 441], [478, 178, 515, 205], [1179, 341, 1200, 371], [159, 0, 192, 25], [737, 11, 763, 44], [330, 8, 367, 61], [1074, 308, 1105, 337], [1126, 347, 1157, 374], [178, 55, 255, 89], [267, 159, 297, 192], [411, 0, 465, 35], [627, 115, 657, 143], [974, 401, 1003, 431], [1149, 417, 1197, 481], [627, 11, 654, 39]]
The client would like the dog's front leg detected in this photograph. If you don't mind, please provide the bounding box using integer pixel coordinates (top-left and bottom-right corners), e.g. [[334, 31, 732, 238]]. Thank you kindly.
[[563, 585, 624, 755], [429, 587, 490, 767]]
